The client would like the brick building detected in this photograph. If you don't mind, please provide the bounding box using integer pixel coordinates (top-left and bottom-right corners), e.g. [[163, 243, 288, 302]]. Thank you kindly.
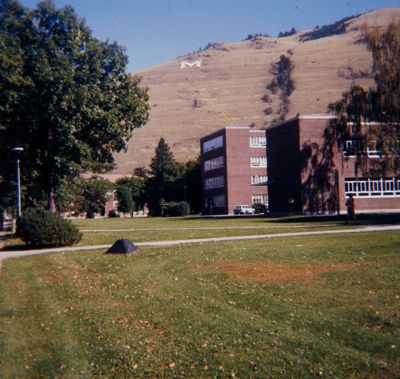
[[266, 114, 400, 214], [200, 127, 268, 214]]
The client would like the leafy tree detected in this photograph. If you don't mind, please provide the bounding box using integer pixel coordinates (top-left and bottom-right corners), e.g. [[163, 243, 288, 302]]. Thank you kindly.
[[77, 177, 113, 218], [116, 176, 145, 211], [116, 186, 135, 216], [0, 0, 149, 212], [329, 21, 400, 175]]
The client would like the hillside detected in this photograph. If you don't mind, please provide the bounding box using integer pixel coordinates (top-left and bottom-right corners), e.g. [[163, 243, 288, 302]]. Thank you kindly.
[[109, 8, 400, 179]]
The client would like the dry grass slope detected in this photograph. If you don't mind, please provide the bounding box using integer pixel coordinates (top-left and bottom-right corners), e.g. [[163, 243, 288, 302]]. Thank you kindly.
[[108, 8, 400, 179]]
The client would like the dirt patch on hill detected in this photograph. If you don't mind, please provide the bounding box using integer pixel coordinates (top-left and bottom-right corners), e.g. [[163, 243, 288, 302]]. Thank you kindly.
[[211, 261, 357, 283]]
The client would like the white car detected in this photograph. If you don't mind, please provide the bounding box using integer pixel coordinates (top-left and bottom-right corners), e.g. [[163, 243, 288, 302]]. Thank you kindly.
[[233, 205, 255, 215]]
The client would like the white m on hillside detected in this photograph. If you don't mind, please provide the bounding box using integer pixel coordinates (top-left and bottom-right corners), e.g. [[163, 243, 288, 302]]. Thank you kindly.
[[180, 60, 202, 68]]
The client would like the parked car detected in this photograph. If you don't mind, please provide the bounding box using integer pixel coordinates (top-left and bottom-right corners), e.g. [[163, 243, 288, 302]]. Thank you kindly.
[[233, 205, 256, 215]]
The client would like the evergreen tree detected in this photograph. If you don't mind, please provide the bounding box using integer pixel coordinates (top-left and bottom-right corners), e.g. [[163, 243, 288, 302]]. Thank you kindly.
[[146, 138, 181, 215]]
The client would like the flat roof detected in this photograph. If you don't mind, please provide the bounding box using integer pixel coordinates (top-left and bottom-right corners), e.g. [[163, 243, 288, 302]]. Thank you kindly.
[[266, 113, 335, 131], [200, 125, 258, 141]]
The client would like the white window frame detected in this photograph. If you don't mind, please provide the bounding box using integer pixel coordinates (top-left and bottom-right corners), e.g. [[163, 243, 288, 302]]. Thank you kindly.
[[344, 140, 382, 158], [252, 194, 268, 204], [251, 175, 268, 185], [344, 177, 400, 197], [250, 136, 267, 148], [250, 156, 267, 167]]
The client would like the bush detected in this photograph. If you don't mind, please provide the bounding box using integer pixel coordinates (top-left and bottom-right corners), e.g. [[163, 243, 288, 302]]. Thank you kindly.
[[17, 208, 82, 247], [108, 209, 119, 218], [165, 201, 190, 217], [252, 203, 268, 214]]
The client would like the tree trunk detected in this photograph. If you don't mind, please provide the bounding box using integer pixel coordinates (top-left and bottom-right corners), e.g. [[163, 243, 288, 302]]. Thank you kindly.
[[48, 187, 57, 213]]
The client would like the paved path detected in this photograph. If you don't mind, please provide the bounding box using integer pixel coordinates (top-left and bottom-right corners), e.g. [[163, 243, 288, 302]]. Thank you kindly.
[[0, 224, 399, 261], [80, 225, 338, 232]]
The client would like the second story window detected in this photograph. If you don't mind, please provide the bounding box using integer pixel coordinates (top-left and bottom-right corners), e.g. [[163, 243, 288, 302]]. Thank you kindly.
[[250, 156, 267, 167]]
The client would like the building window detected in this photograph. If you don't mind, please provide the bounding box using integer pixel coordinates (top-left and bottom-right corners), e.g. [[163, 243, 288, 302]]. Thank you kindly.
[[252, 194, 268, 204], [344, 177, 400, 197], [250, 136, 267, 147], [250, 156, 267, 167], [203, 135, 224, 152], [344, 140, 382, 158], [251, 175, 268, 185], [205, 195, 226, 208], [204, 176, 225, 190], [203, 156, 224, 172]]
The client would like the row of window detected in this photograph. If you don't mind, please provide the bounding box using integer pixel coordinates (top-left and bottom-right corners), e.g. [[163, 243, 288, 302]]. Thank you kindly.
[[203, 135, 224, 152], [251, 175, 268, 185], [250, 156, 267, 167], [204, 175, 268, 189], [204, 176, 225, 190], [250, 136, 267, 147], [204, 195, 226, 208], [344, 140, 391, 158], [344, 177, 400, 197], [204, 194, 267, 209], [203, 156, 224, 171], [252, 194, 268, 205], [204, 156, 267, 171]]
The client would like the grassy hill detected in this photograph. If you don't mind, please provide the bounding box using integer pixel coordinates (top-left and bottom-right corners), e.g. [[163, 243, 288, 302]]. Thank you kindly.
[[109, 8, 400, 179]]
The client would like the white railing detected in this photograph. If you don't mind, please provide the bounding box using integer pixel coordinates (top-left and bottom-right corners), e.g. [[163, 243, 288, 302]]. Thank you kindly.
[[344, 177, 400, 197]]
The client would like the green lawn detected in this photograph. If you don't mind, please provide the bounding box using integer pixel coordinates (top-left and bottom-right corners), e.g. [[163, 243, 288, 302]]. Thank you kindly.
[[4, 215, 355, 248], [0, 230, 399, 378]]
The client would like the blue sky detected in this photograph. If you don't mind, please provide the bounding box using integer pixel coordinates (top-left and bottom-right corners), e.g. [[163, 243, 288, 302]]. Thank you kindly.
[[19, 0, 400, 72]]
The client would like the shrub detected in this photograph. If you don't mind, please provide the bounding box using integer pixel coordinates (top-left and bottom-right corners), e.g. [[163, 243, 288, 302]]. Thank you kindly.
[[252, 203, 268, 214], [17, 208, 82, 247], [108, 209, 119, 218], [166, 201, 190, 217]]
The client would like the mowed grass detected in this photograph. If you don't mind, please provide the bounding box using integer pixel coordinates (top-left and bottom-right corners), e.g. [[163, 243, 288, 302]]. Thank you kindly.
[[3, 215, 354, 248], [0, 231, 399, 378]]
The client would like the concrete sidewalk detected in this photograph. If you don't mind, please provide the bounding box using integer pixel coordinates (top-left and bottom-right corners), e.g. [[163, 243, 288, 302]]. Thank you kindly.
[[0, 224, 399, 261]]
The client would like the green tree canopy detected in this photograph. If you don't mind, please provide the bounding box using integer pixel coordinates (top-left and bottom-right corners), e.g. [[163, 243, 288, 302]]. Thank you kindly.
[[0, 0, 149, 212], [116, 186, 135, 216], [146, 138, 184, 215], [77, 177, 113, 218], [144, 139, 201, 216], [329, 21, 400, 175], [115, 176, 145, 211]]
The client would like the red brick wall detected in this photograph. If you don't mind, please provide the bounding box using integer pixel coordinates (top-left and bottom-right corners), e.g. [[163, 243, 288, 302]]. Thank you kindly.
[[200, 128, 267, 214], [298, 118, 340, 214]]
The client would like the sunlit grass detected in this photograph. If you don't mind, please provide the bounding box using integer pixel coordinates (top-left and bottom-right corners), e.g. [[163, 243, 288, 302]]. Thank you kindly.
[[0, 231, 399, 377]]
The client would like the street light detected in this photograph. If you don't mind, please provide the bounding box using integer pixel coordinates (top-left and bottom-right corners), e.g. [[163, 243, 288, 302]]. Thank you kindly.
[[11, 146, 24, 218]]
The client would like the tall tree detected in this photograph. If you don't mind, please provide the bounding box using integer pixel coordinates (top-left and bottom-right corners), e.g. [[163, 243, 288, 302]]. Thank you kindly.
[[116, 186, 135, 217], [146, 138, 182, 215], [329, 21, 400, 175], [0, 0, 149, 212], [116, 176, 145, 211]]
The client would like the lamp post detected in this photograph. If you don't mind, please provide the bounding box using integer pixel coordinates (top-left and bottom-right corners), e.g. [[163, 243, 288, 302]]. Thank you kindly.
[[11, 147, 24, 218]]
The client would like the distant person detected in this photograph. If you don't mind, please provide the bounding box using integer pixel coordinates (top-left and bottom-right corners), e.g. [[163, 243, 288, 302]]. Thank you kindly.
[[288, 197, 295, 215], [345, 194, 356, 223]]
